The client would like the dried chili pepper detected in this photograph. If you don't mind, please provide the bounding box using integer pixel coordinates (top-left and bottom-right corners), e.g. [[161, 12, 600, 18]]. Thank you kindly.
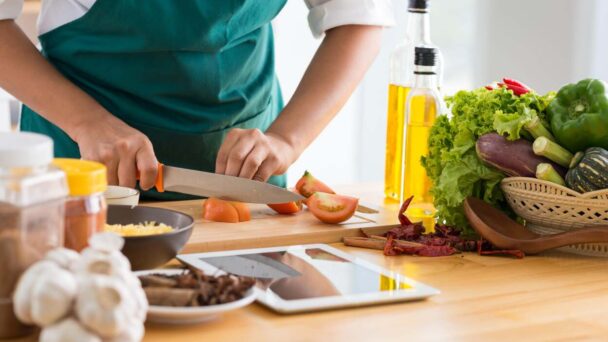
[[382, 197, 524, 258]]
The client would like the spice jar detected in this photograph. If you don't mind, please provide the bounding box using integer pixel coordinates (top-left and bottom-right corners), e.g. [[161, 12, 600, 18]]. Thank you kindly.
[[53, 159, 107, 252], [0, 132, 68, 339]]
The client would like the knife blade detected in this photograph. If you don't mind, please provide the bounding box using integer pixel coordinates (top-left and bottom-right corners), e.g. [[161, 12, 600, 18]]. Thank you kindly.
[[149, 163, 305, 204]]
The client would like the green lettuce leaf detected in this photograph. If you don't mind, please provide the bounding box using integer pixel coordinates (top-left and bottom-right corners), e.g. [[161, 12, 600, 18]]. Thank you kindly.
[[422, 87, 554, 235]]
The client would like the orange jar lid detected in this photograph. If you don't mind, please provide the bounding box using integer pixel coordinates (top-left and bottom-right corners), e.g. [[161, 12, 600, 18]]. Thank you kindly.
[[52, 158, 107, 196]]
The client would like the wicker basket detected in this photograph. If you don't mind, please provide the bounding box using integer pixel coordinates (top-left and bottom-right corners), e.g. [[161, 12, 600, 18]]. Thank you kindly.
[[501, 177, 608, 257]]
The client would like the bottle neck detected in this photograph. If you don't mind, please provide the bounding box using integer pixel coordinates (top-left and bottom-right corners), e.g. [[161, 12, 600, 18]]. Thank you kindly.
[[405, 10, 431, 43], [412, 65, 438, 89]]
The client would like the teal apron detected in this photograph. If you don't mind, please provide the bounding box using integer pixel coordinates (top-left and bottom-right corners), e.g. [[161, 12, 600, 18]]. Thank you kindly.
[[21, 0, 288, 200]]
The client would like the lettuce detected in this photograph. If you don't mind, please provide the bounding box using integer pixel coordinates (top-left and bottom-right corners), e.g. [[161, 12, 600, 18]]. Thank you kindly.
[[422, 87, 554, 235]]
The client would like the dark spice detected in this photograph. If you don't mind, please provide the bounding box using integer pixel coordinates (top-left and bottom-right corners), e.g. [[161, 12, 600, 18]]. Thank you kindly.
[[139, 268, 255, 307], [379, 197, 524, 258]]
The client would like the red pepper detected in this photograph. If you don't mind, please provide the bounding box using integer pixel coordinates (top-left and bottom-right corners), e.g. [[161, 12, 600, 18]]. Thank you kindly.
[[502, 78, 531, 96], [503, 78, 529, 89], [484, 85, 494, 91]]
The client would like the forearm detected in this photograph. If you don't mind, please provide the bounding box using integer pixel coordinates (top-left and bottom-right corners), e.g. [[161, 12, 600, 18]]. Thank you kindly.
[[267, 25, 383, 156], [0, 20, 112, 140]]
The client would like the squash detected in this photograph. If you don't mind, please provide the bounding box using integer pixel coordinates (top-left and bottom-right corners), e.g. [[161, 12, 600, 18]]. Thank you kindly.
[[565, 147, 608, 193]]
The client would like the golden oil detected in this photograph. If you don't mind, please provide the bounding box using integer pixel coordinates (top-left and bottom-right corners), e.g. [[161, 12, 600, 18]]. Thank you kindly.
[[384, 84, 410, 201]]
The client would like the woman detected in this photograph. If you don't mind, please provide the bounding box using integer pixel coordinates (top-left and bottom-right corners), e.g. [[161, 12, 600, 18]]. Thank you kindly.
[[0, 0, 393, 199]]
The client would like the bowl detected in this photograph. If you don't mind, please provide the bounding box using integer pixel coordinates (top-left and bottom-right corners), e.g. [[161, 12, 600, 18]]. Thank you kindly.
[[501, 177, 608, 257], [107, 205, 194, 270], [134, 269, 257, 325], [104, 185, 140, 206]]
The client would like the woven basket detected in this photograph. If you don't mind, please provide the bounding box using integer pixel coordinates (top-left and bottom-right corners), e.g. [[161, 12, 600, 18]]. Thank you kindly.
[[501, 177, 608, 257]]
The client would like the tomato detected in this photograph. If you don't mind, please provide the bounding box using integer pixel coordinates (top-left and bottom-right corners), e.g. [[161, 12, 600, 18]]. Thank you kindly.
[[268, 201, 303, 215], [230, 201, 251, 222], [203, 198, 251, 223], [295, 171, 335, 199], [307, 192, 359, 224]]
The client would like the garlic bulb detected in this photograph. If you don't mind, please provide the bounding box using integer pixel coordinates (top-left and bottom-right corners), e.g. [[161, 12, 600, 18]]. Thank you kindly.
[[40, 318, 102, 342], [45, 248, 81, 269], [103, 320, 145, 342], [13, 260, 78, 326], [75, 275, 138, 338], [72, 234, 131, 280]]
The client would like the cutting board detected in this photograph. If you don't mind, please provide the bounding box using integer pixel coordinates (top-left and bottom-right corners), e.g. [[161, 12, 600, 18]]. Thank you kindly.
[[143, 183, 401, 253]]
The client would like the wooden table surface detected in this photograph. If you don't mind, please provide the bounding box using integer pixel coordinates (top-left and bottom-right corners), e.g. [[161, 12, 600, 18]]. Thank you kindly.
[[141, 183, 608, 341]]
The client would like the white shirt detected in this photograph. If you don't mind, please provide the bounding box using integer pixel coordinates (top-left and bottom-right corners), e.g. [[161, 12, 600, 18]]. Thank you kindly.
[[0, 0, 394, 38]]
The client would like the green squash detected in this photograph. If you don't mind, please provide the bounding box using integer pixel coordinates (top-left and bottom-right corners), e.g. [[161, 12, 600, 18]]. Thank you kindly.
[[565, 147, 608, 193]]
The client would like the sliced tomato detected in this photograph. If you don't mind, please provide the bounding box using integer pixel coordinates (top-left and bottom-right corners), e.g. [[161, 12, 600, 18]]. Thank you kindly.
[[230, 201, 251, 222], [295, 171, 335, 200], [203, 198, 239, 223], [307, 192, 359, 224], [268, 201, 303, 215]]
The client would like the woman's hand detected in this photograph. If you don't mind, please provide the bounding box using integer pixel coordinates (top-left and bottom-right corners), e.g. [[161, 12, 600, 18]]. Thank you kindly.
[[73, 113, 159, 189], [215, 128, 298, 182]]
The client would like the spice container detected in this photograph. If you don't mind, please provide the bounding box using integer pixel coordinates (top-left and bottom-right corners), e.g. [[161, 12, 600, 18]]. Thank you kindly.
[[0, 132, 68, 339], [53, 159, 107, 252]]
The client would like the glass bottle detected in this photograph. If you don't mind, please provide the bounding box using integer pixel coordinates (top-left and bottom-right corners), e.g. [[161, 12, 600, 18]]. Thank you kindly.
[[385, 0, 443, 201], [401, 47, 442, 232]]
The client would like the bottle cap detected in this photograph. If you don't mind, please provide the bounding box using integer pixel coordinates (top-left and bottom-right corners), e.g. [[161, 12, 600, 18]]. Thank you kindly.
[[409, 0, 429, 11], [414, 47, 437, 67], [0, 132, 53, 168], [53, 158, 107, 196]]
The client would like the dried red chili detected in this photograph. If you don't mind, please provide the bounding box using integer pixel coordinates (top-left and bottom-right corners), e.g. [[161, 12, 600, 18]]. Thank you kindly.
[[383, 197, 524, 258]]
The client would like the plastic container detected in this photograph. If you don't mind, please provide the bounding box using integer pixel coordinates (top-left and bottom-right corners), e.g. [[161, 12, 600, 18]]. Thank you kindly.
[[53, 159, 108, 252], [0, 132, 68, 339]]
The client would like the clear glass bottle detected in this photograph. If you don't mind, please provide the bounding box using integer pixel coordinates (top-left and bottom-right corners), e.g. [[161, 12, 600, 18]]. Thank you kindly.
[[385, 0, 443, 201], [401, 47, 442, 232], [0, 132, 67, 339]]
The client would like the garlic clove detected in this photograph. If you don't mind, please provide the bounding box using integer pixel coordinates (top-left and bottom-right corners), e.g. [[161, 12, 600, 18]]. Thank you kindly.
[[30, 265, 78, 326], [89, 233, 125, 253], [40, 318, 102, 342], [45, 248, 81, 269], [76, 275, 137, 338], [13, 260, 57, 324]]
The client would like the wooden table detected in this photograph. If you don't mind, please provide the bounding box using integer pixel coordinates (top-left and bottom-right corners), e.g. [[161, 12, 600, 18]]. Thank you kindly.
[[142, 184, 608, 341]]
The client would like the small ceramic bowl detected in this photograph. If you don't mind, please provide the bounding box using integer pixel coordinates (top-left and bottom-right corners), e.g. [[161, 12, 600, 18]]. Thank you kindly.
[[107, 205, 194, 270], [104, 185, 140, 206]]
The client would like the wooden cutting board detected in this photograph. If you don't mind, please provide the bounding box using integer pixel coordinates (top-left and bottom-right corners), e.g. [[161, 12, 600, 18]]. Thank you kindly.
[[143, 183, 402, 253]]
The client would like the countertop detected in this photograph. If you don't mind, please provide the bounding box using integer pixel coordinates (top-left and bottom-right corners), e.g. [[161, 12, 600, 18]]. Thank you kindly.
[[7, 183, 608, 341]]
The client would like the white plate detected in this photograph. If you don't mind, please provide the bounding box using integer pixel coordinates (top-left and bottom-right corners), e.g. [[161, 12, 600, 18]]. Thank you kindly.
[[135, 269, 257, 325]]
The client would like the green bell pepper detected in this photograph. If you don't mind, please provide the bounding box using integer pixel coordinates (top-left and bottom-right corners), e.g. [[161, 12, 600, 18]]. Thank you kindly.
[[547, 79, 608, 152]]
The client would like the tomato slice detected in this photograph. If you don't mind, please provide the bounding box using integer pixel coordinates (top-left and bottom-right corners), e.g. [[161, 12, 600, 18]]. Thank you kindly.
[[295, 171, 335, 198], [307, 192, 359, 224], [268, 201, 303, 215], [203, 198, 239, 223], [230, 201, 251, 222]]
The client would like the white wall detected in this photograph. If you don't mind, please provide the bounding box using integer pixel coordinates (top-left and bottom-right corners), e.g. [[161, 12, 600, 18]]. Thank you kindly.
[[274, 0, 608, 187]]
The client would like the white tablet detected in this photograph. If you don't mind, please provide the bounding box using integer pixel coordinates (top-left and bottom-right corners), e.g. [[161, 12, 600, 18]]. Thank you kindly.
[[177, 244, 439, 313]]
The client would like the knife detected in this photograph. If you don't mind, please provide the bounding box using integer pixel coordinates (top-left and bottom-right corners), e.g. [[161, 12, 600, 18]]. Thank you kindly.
[[141, 163, 305, 204], [200, 254, 301, 280]]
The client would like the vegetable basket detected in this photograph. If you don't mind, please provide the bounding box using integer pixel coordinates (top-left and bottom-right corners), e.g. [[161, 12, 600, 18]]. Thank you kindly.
[[501, 177, 608, 257]]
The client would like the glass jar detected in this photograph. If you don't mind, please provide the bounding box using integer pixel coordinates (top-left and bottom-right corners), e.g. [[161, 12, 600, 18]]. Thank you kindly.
[[53, 159, 107, 252], [0, 132, 68, 339]]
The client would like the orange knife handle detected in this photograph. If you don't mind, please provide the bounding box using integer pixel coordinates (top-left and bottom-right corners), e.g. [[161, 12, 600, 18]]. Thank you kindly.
[[135, 163, 165, 192]]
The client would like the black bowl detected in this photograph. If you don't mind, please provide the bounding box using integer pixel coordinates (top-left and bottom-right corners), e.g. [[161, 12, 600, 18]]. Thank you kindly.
[[107, 205, 194, 270]]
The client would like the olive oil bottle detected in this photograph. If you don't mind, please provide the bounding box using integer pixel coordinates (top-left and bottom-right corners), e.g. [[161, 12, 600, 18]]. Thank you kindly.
[[401, 47, 442, 231], [384, 0, 443, 201]]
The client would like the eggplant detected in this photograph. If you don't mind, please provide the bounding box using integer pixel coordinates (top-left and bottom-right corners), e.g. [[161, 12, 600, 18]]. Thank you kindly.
[[476, 133, 567, 177]]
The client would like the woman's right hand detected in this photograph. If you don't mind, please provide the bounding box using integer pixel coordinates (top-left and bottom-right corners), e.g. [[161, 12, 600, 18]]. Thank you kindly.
[[73, 114, 159, 190]]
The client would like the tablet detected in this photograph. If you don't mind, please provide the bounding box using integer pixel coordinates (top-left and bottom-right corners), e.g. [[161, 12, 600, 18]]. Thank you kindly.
[[177, 244, 439, 313]]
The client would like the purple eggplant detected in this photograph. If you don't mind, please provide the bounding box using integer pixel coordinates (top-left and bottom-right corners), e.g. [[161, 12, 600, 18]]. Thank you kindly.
[[476, 133, 566, 177]]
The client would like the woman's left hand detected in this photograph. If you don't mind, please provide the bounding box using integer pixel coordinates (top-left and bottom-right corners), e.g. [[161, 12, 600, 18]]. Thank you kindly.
[[215, 128, 298, 182]]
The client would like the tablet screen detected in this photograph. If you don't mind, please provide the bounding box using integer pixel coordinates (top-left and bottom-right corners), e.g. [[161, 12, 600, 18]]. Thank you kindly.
[[198, 247, 412, 301]]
